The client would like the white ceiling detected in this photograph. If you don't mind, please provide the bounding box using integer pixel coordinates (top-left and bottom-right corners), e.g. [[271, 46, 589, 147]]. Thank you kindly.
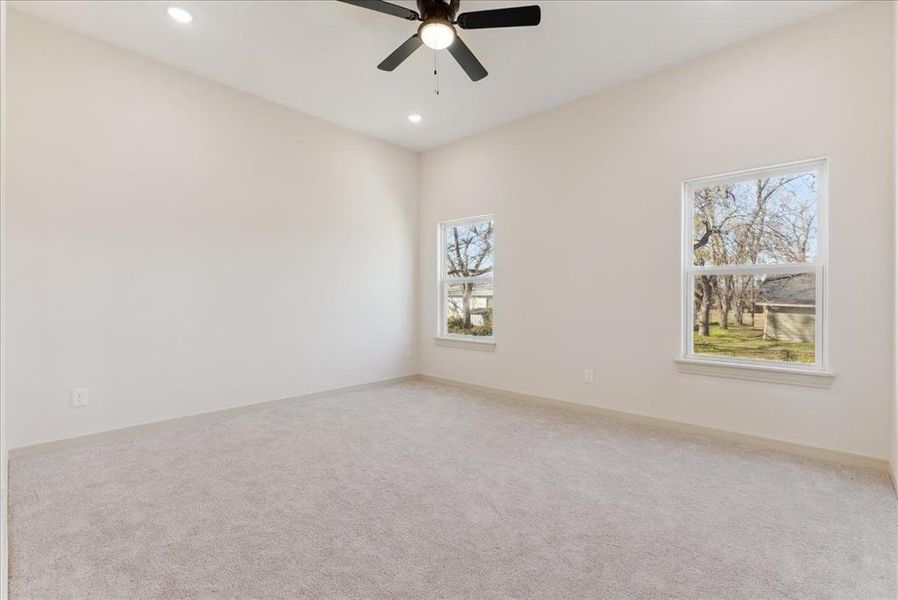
[[11, 0, 851, 151]]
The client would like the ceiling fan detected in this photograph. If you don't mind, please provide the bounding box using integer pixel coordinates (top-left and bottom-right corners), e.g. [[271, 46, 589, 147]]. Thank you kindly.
[[338, 0, 541, 82]]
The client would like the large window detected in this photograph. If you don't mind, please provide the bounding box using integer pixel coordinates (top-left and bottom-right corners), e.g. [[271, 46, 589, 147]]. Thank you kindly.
[[439, 215, 495, 340], [682, 159, 826, 369]]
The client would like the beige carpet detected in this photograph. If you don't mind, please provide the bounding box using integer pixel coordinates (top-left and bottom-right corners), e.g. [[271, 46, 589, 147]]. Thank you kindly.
[[9, 380, 898, 599]]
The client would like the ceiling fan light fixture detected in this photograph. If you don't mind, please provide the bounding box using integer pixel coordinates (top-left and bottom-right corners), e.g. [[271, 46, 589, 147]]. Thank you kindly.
[[419, 19, 455, 50], [339, 0, 542, 81]]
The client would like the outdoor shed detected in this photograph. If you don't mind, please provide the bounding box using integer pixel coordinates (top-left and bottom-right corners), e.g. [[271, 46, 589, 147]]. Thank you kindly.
[[756, 273, 815, 343]]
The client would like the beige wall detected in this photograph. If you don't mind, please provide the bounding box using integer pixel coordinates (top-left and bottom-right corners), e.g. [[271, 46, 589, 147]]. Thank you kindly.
[[1, 0, 7, 595], [893, 0, 898, 486], [6, 11, 418, 448], [419, 2, 895, 459]]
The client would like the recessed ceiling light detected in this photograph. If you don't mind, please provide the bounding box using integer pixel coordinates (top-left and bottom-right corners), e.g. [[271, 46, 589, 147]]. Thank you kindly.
[[408, 113, 423, 124], [167, 7, 193, 24]]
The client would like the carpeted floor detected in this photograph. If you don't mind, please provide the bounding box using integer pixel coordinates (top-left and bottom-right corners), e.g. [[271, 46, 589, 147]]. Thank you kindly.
[[9, 380, 898, 599]]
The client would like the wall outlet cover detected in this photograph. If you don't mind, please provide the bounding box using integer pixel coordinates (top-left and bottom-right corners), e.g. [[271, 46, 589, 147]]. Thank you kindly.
[[71, 388, 88, 407]]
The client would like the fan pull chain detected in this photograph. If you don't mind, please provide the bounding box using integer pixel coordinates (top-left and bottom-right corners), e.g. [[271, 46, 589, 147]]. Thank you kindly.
[[433, 51, 440, 96]]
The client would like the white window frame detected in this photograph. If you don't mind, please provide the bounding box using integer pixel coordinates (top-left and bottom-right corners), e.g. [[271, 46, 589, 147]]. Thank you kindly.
[[679, 158, 830, 381], [437, 214, 496, 345]]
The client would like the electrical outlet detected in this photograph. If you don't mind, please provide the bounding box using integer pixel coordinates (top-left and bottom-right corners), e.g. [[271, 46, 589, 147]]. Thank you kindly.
[[404, 346, 413, 361], [584, 369, 595, 384], [71, 388, 88, 408]]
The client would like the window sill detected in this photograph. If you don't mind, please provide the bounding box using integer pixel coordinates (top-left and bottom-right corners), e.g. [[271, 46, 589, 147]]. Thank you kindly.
[[675, 358, 834, 388], [434, 336, 496, 352]]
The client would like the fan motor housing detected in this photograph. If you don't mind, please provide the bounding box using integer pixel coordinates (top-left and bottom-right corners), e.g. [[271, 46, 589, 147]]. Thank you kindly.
[[417, 0, 460, 22]]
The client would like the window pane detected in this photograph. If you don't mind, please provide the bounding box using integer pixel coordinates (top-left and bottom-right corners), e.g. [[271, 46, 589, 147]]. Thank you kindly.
[[446, 282, 494, 337], [692, 273, 815, 364], [444, 220, 494, 278], [692, 170, 818, 266]]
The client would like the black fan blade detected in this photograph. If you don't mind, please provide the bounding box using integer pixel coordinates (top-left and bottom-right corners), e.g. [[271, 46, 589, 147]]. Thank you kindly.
[[337, 0, 419, 21], [447, 36, 488, 81], [378, 34, 424, 71], [456, 5, 540, 29]]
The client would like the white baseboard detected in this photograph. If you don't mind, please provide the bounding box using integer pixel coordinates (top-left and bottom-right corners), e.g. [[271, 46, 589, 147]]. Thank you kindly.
[[9, 374, 417, 459], [416, 374, 893, 477]]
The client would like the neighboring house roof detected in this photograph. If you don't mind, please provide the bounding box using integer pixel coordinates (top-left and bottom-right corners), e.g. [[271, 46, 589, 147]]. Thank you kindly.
[[757, 273, 815, 306]]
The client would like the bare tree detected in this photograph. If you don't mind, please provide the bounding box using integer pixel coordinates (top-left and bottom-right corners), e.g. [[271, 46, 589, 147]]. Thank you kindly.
[[693, 186, 736, 335], [691, 173, 817, 337]]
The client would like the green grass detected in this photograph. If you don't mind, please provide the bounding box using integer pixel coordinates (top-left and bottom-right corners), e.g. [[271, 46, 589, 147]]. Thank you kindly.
[[694, 324, 814, 364], [447, 322, 493, 337], [447, 311, 493, 337]]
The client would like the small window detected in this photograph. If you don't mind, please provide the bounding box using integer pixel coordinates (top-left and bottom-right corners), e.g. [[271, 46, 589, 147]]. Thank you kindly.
[[682, 159, 826, 369], [439, 216, 495, 339]]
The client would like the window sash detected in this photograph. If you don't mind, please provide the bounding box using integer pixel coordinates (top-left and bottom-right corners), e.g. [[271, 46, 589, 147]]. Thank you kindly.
[[684, 262, 823, 369], [686, 159, 826, 270], [440, 280, 495, 339], [441, 220, 495, 279]]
